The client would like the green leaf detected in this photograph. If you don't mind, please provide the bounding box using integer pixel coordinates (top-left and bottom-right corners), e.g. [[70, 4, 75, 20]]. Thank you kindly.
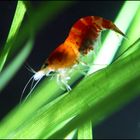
[[0, 1, 26, 71], [0, 38, 33, 91], [78, 120, 93, 139], [115, 4, 140, 60]]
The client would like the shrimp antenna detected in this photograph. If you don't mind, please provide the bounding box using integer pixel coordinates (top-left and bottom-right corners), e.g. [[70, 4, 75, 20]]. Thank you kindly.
[[23, 78, 42, 103], [20, 75, 35, 103], [25, 62, 36, 74], [30, 77, 35, 91]]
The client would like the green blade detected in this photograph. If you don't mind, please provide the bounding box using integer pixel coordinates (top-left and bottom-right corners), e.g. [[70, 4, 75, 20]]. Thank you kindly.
[[0, 38, 33, 91], [78, 120, 92, 139], [0, 1, 26, 71]]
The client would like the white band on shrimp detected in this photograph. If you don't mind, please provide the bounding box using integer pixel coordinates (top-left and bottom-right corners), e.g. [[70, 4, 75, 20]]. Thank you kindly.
[[33, 70, 45, 81], [33, 69, 53, 81]]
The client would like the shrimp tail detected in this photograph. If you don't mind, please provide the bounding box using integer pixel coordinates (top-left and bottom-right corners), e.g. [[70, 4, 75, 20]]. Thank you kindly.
[[110, 23, 128, 39], [101, 18, 127, 38]]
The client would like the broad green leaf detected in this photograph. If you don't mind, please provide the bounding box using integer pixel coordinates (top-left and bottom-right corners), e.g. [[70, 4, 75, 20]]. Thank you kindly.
[[0, 38, 139, 139]]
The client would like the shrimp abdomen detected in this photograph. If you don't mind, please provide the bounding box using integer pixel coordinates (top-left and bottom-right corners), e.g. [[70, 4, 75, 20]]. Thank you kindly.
[[64, 16, 126, 55]]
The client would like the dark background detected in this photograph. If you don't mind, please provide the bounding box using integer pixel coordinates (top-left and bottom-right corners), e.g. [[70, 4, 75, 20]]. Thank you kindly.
[[0, 1, 140, 139]]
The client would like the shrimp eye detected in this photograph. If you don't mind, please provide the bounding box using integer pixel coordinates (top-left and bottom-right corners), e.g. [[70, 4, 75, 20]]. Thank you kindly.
[[41, 62, 48, 69]]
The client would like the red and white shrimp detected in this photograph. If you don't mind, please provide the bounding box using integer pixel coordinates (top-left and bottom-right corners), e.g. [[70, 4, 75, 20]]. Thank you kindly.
[[21, 16, 126, 101]]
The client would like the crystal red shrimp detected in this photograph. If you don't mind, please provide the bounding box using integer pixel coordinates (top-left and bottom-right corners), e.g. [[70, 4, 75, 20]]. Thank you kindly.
[[34, 16, 125, 81], [21, 16, 126, 101]]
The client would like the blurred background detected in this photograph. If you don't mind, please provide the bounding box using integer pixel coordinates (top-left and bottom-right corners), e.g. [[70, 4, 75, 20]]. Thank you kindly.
[[0, 1, 140, 139]]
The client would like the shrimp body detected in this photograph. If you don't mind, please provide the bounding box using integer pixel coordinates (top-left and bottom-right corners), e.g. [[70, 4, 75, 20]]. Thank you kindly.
[[24, 16, 126, 98], [40, 16, 125, 74]]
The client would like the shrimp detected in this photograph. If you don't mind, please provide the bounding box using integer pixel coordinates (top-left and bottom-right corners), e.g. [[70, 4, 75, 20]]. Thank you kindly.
[[21, 16, 126, 101], [34, 16, 126, 85]]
